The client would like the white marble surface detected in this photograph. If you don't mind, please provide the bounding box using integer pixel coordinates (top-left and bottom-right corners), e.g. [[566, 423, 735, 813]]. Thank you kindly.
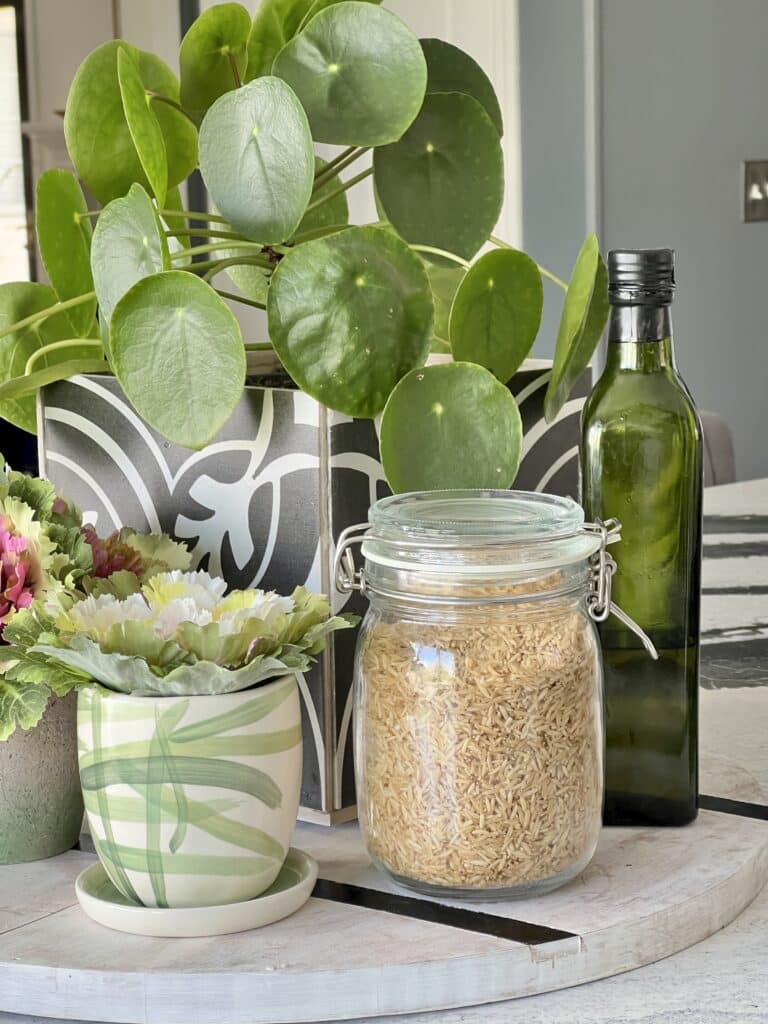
[[0, 805, 766, 1024]]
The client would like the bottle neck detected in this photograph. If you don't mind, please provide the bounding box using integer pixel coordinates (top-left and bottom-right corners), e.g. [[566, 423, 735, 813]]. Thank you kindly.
[[609, 304, 672, 343], [606, 304, 675, 371]]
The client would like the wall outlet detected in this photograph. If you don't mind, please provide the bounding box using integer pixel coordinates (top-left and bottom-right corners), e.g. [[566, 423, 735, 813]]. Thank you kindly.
[[743, 161, 768, 222]]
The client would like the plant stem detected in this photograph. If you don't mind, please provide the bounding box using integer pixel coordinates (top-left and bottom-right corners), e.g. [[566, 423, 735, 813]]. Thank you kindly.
[[313, 147, 370, 191], [170, 240, 264, 261], [304, 166, 373, 215], [158, 209, 231, 225], [490, 234, 568, 291], [147, 91, 197, 127], [537, 265, 569, 292], [409, 245, 471, 269], [197, 255, 273, 281], [288, 223, 348, 245], [228, 52, 242, 88], [0, 291, 96, 342], [244, 342, 273, 351], [164, 228, 246, 241], [314, 145, 357, 180], [24, 338, 104, 377], [215, 289, 266, 311]]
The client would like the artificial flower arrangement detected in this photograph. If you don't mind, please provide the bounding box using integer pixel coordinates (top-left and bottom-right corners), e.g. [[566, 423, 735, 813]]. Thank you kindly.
[[5, 570, 353, 700], [0, 458, 192, 739], [0, 457, 352, 738]]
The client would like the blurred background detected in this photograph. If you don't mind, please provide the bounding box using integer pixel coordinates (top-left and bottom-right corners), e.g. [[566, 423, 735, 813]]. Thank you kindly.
[[1, 0, 764, 479]]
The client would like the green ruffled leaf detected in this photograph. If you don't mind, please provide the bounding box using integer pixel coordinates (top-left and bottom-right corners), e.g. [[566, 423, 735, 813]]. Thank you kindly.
[[0, 679, 51, 742], [45, 523, 94, 588], [31, 637, 309, 697]]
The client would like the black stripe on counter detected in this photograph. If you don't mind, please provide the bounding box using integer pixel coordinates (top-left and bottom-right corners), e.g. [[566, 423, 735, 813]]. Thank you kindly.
[[311, 877, 578, 945], [702, 586, 768, 595], [699, 795, 768, 821], [704, 515, 768, 535], [703, 541, 768, 559]]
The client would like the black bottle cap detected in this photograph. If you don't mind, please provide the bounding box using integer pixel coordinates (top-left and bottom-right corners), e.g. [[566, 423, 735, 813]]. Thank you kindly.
[[608, 248, 675, 305]]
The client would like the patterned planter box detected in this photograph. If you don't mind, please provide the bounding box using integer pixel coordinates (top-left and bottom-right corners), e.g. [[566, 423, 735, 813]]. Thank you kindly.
[[37, 358, 589, 822]]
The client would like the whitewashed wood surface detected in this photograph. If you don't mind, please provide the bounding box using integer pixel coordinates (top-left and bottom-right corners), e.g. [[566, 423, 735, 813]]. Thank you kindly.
[[1, 479, 767, 1023]]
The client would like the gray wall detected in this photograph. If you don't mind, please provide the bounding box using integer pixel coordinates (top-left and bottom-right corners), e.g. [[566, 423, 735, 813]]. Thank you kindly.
[[598, 0, 768, 481], [518, 0, 590, 358]]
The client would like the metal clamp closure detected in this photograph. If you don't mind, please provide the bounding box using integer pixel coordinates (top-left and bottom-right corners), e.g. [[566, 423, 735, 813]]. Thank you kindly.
[[333, 522, 370, 593], [584, 518, 659, 660]]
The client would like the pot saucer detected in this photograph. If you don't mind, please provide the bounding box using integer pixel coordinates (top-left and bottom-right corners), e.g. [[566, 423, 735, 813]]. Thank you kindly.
[[75, 847, 318, 937]]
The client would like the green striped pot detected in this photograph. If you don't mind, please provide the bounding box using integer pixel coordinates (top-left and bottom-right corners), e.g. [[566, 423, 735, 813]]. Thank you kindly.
[[77, 675, 302, 909]]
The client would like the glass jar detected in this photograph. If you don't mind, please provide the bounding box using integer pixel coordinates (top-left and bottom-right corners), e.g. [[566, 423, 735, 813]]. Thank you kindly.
[[337, 490, 619, 901]]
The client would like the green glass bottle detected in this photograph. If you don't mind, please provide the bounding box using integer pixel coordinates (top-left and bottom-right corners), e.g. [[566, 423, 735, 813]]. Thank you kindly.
[[581, 249, 702, 826]]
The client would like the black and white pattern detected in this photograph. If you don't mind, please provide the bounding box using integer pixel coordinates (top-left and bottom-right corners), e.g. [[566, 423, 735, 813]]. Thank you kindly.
[[38, 362, 589, 816]]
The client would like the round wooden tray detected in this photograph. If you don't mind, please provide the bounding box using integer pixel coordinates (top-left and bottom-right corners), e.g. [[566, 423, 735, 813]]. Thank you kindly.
[[0, 795, 766, 1024]]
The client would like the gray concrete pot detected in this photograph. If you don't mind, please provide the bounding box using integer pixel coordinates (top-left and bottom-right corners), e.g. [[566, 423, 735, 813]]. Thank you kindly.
[[0, 692, 83, 863]]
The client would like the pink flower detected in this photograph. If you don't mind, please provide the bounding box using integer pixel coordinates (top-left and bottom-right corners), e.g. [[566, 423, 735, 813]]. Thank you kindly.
[[0, 528, 40, 633], [82, 527, 144, 580]]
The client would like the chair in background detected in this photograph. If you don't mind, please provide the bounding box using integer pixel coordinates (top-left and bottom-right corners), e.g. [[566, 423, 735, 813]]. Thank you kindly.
[[700, 410, 736, 487]]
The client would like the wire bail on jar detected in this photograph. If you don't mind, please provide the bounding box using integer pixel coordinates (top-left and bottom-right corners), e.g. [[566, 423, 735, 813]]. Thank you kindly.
[[334, 517, 659, 660]]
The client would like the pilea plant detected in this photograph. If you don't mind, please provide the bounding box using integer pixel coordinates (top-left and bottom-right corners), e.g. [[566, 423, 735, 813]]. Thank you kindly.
[[0, 0, 609, 491]]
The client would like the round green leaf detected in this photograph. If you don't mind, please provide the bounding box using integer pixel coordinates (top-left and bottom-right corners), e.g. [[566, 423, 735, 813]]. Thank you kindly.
[[246, 0, 381, 81], [35, 169, 96, 337], [544, 233, 609, 423], [110, 272, 245, 450], [180, 3, 251, 124], [64, 40, 197, 205], [425, 261, 465, 351], [90, 184, 169, 336], [374, 92, 504, 261], [421, 38, 503, 136], [449, 249, 542, 382], [380, 361, 523, 492], [199, 77, 314, 243], [267, 225, 433, 417], [0, 283, 98, 433], [272, 2, 427, 146], [117, 47, 167, 206]]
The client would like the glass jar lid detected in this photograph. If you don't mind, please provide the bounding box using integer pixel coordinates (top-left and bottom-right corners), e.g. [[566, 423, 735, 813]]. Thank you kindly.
[[361, 490, 602, 576]]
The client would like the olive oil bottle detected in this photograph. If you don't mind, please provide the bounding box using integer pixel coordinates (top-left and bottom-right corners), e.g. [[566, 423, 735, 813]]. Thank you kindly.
[[581, 249, 702, 826]]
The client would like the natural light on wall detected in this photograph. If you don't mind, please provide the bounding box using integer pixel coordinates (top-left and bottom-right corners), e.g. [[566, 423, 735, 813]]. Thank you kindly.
[[0, 5, 28, 282]]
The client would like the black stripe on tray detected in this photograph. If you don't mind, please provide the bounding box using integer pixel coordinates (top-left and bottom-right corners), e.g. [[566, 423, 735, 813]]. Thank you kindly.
[[311, 878, 577, 945], [699, 795, 768, 821]]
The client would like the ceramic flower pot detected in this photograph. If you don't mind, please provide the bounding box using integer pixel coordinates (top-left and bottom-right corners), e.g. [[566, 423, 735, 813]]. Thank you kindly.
[[0, 692, 83, 864], [77, 675, 302, 909]]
